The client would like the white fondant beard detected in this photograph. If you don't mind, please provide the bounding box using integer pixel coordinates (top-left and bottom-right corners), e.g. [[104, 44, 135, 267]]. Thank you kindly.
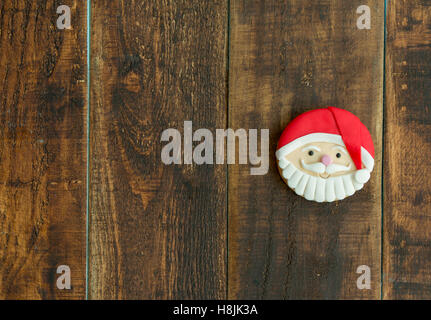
[[279, 159, 365, 202]]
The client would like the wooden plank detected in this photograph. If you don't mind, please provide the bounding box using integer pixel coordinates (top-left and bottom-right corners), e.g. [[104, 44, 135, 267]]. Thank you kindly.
[[383, 0, 431, 299], [228, 0, 384, 299], [89, 0, 227, 299], [0, 1, 87, 299]]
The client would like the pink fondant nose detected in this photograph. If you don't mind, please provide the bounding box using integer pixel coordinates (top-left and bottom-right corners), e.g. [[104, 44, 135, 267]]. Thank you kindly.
[[321, 154, 332, 166]]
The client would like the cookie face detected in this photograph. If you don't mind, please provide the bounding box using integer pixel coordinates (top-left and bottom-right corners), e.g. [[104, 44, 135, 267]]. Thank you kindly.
[[285, 142, 356, 179], [276, 107, 374, 202]]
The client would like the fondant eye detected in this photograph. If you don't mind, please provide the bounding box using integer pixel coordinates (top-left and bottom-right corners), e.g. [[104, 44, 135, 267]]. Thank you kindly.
[[336, 153, 341, 158], [308, 150, 314, 156]]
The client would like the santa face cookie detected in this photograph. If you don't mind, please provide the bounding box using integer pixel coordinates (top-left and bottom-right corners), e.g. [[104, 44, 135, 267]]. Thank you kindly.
[[276, 107, 374, 202]]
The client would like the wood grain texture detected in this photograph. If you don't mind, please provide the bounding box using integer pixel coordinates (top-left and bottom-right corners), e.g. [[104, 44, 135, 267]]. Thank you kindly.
[[0, 1, 86, 299], [384, 0, 431, 299], [89, 0, 227, 299], [228, 0, 384, 299]]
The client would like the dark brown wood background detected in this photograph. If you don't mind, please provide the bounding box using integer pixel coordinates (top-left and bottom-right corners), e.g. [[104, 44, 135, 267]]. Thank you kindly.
[[384, 0, 431, 299], [0, 0, 86, 299], [0, 0, 430, 300]]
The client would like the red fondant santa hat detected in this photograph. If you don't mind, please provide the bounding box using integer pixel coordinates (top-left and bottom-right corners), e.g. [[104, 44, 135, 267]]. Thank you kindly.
[[276, 107, 374, 181]]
